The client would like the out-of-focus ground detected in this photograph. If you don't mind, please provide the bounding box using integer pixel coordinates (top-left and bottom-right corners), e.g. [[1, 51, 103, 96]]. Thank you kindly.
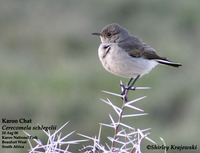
[[0, 1, 200, 152]]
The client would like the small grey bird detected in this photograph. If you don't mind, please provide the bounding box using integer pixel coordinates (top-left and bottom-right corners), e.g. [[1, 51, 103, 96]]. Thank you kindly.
[[92, 23, 182, 79]]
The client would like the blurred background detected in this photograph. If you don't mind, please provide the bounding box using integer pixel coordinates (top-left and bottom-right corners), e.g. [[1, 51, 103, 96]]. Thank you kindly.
[[0, 0, 199, 152]]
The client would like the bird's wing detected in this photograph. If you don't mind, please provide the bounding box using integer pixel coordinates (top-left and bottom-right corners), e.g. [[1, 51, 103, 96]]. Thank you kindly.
[[118, 36, 182, 67], [118, 36, 167, 60]]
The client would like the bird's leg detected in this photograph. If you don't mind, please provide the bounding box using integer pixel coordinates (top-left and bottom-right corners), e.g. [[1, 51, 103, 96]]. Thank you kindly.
[[127, 78, 133, 87], [128, 75, 140, 90], [120, 75, 140, 96]]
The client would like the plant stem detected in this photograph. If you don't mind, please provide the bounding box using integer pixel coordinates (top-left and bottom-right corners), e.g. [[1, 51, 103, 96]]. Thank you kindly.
[[111, 76, 140, 150], [111, 83, 129, 150]]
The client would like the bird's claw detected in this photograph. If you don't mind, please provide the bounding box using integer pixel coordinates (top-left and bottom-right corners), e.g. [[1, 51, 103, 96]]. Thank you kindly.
[[120, 75, 140, 100]]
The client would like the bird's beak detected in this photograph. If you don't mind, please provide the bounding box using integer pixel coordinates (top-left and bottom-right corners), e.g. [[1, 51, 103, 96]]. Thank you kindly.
[[92, 32, 101, 36]]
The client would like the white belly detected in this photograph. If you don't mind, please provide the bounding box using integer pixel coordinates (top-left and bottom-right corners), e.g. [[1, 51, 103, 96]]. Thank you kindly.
[[98, 43, 158, 78]]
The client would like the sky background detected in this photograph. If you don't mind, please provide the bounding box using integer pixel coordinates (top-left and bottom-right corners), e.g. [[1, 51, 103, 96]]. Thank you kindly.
[[0, 0, 200, 153]]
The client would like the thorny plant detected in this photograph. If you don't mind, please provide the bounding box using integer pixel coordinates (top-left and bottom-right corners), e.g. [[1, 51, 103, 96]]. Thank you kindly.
[[79, 76, 155, 153], [24, 122, 87, 153], [25, 76, 156, 153]]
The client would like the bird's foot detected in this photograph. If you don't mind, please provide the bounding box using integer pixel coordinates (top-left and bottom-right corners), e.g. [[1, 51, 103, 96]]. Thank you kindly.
[[120, 84, 136, 96], [120, 75, 140, 99]]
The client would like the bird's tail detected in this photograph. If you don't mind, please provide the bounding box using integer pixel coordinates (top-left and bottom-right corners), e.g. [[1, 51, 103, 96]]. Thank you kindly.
[[156, 59, 182, 67]]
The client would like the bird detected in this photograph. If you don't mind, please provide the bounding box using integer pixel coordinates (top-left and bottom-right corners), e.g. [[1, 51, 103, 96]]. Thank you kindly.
[[92, 23, 181, 84]]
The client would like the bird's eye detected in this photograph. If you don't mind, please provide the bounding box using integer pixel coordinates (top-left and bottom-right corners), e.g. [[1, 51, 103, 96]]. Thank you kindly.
[[107, 32, 111, 37]]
